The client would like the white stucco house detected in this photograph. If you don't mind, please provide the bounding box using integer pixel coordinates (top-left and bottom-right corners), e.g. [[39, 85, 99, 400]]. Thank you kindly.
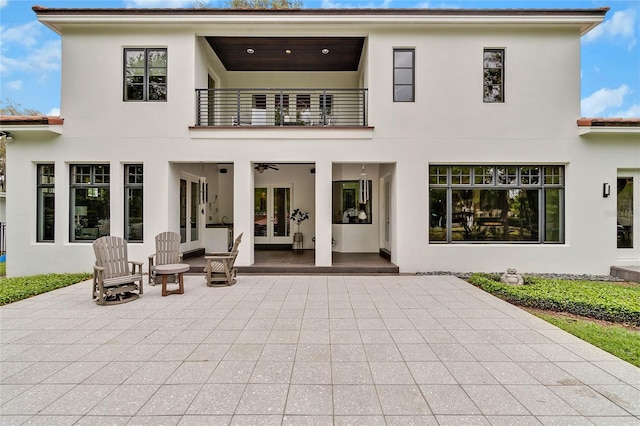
[[0, 6, 639, 278]]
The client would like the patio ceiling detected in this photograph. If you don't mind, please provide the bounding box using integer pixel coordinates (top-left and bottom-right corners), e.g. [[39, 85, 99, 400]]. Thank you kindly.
[[205, 37, 365, 72]]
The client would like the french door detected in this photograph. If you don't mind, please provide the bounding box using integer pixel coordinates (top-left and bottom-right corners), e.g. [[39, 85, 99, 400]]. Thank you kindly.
[[180, 175, 204, 251], [254, 184, 292, 244]]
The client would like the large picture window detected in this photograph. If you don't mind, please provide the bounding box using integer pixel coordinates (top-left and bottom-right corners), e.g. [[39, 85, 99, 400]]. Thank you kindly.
[[125, 164, 143, 242], [393, 49, 415, 102], [37, 164, 55, 242], [429, 165, 564, 243], [124, 48, 167, 101], [71, 164, 110, 242]]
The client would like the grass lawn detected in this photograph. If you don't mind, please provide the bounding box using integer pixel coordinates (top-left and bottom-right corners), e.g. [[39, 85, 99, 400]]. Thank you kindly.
[[534, 311, 640, 367], [0, 262, 5, 277], [468, 273, 640, 366], [0, 272, 92, 306]]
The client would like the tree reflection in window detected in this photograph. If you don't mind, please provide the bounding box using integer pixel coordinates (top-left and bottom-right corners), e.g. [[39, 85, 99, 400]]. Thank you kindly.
[[429, 165, 563, 243]]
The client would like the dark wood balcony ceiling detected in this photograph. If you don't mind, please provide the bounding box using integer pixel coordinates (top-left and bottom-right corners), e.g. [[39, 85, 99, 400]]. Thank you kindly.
[[206, 37, 364, 72]]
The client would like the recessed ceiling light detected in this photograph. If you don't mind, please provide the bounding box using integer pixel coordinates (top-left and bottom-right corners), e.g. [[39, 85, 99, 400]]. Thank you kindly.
[[322, 48, 329, 54], [246, 48, 255, 54], [285, 49, 292, 54]]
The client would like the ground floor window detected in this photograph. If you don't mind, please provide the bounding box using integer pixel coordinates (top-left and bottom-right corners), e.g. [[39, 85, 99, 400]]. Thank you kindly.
[[617, 176, 634, 249], [37, 164, 55, 242], [429, 165, 564, 243], [71, 164, 110, 242], [333, 180, 372, 224], [125, 164, 143, 242]]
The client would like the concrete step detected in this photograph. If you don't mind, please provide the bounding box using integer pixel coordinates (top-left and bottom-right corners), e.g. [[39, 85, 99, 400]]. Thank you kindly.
[[610, 265, 640, 282]]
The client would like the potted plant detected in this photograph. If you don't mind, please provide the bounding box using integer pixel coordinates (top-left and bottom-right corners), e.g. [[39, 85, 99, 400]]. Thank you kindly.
[[290, 208, 309, 252]]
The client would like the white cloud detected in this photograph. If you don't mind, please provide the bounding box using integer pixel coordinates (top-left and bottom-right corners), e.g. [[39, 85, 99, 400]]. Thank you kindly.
[[613, 104, 640, 118], [0, 39, 61, 76], [125, 0, 193, 7], [6, 80, 22, 90], [581, 84, 631, 117], [583, 7, 637, 50], [0, 0, 8, 9], [47, 107, 61, 116], [0, 21, 42, 49]]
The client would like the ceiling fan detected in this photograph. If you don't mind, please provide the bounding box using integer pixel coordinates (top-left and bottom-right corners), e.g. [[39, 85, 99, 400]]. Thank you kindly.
[[254, 163, 279, 173]]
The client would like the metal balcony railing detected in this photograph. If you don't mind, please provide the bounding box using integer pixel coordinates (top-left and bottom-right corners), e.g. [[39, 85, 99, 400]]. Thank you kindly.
[[195, 88, 367, 127]]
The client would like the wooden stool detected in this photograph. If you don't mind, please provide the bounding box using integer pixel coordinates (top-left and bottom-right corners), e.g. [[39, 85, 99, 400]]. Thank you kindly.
[[155, 263, 190, 296]]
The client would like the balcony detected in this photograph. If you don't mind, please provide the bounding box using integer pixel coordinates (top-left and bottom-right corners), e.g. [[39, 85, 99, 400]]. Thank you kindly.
[[195, 88, 368, 128]]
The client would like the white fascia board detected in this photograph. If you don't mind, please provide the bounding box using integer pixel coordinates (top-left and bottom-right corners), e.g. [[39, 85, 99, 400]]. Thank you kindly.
[[579, 127, 640, 136], [189, 126, 374, 140], [37, 13, 604, 34], [0, 125, 63, 136]]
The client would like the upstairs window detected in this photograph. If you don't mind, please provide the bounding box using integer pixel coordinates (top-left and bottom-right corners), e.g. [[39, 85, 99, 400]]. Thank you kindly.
[[124, 48, 167, 101], [393, 49, 415, 102], [483, 48, 504, 103]]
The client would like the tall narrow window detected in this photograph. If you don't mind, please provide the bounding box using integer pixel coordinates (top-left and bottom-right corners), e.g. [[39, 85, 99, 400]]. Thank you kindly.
[[125, 164, 143, 242], [70, 164, 110, 242], [483, 48, 504, 103], [37, 164, 55, 242], [275, 93, 290, 124], [617, 177, 634, 249], [319, 93, 333, 124], [124, 48, 167, 101], [393, 49, 415, 102]]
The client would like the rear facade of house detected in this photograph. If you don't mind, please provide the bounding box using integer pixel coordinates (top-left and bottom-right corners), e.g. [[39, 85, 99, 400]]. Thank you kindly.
[[1, 6, 639, 277]]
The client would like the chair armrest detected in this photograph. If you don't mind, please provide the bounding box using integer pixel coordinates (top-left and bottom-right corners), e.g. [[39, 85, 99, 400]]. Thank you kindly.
[[205, 254, 233, 260], [129, 261, 144, 274], [148, 254, 156, 265], [93, 265, 105, 282], [207, 251, 231, 256]]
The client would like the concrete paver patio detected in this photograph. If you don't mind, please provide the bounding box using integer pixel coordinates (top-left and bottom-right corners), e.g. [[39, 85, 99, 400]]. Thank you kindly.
[[1, 274, 639, 425]]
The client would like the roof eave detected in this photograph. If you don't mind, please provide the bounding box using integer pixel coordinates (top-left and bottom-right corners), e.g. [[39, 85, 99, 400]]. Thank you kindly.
[[33, 6, 608, 34]]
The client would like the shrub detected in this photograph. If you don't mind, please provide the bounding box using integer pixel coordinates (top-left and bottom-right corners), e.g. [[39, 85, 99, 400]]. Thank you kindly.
[[0, 273, 92, 306], [468, 274, 640, 326]]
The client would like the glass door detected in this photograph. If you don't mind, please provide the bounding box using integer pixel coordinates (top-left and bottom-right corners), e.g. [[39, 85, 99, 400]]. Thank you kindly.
[[617, 172, 638, 259], [254, 184, 292, 244], [382, 176, 391, 252], [179, 175, 202, 251]]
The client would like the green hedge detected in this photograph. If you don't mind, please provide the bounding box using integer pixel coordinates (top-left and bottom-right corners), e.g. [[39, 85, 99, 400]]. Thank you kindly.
[[0, 273, 93, 306], [468, 274, 640, 326]]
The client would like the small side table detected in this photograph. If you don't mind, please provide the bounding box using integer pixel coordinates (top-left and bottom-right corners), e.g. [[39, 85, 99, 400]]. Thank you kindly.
[[155, 263, 190, 296]]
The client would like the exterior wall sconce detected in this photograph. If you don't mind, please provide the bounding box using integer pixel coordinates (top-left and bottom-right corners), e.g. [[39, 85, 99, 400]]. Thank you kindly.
[[603, 183, 610, 198]]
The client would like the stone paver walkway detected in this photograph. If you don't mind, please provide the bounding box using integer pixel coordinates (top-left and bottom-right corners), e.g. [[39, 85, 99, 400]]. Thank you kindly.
[[1, 275, 639, 425]]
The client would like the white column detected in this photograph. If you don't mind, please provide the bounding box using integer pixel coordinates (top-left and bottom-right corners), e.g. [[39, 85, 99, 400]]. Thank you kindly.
[[234, 160, 253, 266], [315, 160, 332, 266]]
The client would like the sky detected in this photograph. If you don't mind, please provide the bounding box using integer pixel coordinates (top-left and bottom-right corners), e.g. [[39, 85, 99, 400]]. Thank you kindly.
[[0, 0, 638, 118]]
